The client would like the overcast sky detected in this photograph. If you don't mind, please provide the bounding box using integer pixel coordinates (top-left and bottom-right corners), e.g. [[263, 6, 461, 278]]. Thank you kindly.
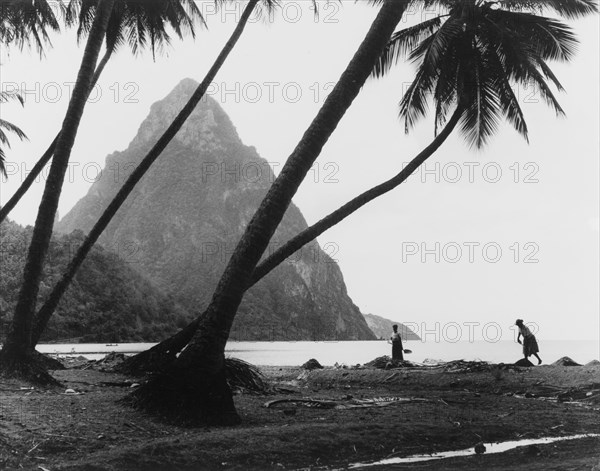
[[1, 1, 598, 341]]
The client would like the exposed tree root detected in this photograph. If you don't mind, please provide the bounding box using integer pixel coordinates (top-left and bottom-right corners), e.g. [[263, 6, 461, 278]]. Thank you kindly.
[[0, 350, 62, 387], [115, 320, 198, 375], [32, 350, 67, 371], [123, 366, 240, 426], [113, 347, 177, 375]]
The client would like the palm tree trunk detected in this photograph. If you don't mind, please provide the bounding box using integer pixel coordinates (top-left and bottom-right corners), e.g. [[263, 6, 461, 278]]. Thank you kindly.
[[128, 0, 409, 425], [117, 108, 461, 375], [0, 0, 115, 372], [0, 49, 112, 225], [30, 0, 260, 348], [251, 108, 463, 281]]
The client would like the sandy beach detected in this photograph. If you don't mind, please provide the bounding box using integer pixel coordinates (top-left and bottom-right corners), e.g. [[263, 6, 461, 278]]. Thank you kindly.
[[1, 356, 599, 470]]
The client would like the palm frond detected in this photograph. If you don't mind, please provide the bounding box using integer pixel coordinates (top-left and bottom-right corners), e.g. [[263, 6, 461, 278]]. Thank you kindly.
[[482, 46, 530, 140], [68, 0, 205, 58], [432, 45, 461, 134], [536, 58, 565, 90], [486, 10, 579, 62], [0, 0, 64, 55], [399, 68, 434, 133], [225, 357, 268, 392], [0, 119, 27, 143], [496, 0, 598, 19], [0, 118, 27, 179], [0, 90, 24, 106], [458, 46, 503, 148], [520, 62, 566, 114], [372, 16, 444, 78]]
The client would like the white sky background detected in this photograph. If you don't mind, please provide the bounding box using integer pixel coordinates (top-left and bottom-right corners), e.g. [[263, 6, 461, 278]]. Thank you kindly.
[[0, 1, 598, 342]]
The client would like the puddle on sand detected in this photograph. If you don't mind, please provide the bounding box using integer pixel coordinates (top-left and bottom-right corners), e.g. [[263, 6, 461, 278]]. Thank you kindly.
[[346, 434, 600, 469]]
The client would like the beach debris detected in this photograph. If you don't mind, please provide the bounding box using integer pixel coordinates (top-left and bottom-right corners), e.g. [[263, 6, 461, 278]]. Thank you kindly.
[[225, 357, 268, 393], [100, 380, 138, 388], [97, 352, 127, 365], [524, 444, 541, 456], [441, 360, 491, 373], [552, 357, 581, 367], [302, 359, 323, 370], [264, 396, 433, 411], [423, 358, 444, 365], [265, 398, 338, 409], [514, 358, 534, 367], [381, 372, 398, 383], [64, 389, 77, 394], [474, 442, 486, 454], [364, 356, 417, 369]]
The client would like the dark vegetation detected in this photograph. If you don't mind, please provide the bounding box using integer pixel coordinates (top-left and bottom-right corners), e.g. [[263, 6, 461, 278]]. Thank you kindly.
[[0, 219, 192, 343]]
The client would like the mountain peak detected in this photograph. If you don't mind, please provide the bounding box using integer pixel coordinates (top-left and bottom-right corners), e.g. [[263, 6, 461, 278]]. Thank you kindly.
[[58, 79, 376, 341], [131, 78, 241, 150]]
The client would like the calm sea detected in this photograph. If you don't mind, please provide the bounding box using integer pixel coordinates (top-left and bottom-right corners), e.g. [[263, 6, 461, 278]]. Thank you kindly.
[[36, 339, 599, 366]]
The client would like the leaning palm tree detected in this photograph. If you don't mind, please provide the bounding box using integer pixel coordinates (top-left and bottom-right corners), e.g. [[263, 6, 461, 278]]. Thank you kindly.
[[0, 90, 27, 178], [259, 0, 588, 265], [127, 0, 595, 424], [0, 0, 117, 383], [0, 0, 204, 224], [126, 0, 410, 425], [0, 0, 208, 380], [28, 0, 287, 347], [116, 0, 595, 376]]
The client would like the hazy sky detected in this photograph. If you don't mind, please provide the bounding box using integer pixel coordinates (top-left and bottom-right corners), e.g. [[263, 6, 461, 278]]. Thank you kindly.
[[1, 1, 598, 342]]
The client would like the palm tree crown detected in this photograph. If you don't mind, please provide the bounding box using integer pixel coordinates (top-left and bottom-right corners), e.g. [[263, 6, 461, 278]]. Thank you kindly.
[[0, 91, 27, 178], [373, 0, 597, 147], [0, 0, 64, 55], [66, 0, 206, 58]]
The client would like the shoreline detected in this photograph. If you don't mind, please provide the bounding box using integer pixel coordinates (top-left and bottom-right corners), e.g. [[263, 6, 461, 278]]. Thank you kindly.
[[32, 339, 600, 368]]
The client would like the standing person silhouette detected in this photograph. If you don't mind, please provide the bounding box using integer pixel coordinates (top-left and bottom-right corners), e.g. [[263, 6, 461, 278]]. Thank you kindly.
[[389, 324, 404, 361], [516, 319, 542, 365]]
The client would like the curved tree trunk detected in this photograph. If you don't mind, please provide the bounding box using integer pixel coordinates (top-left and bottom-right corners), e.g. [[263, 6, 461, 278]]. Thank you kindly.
[[251, 107, 463, 281], [128, 0, 409, 426], [117, 108, 461, 375], [30, 0, 260, 347], [0, 49, 112, 225], [0, 0, 115, 379]]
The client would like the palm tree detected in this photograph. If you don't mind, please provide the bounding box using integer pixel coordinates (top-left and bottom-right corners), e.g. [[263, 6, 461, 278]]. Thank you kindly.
[[0, 0, 117, 382], [0, 0, 204, 224], [127, 0, 411, 426], [0, 0, 61, 185], [0, 90, 27, 178], [128, 0, 596, 424], [0, 0, 205, 370], [258, 0, 588, 270], [0, 0, 63, 56], [29, 0, 266, 347], [117, 0, 596, 377]]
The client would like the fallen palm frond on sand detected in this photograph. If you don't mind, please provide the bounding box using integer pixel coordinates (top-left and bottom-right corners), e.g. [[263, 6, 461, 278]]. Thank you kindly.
[[225, 357, 268, 393], [264, 396, 436, 410]]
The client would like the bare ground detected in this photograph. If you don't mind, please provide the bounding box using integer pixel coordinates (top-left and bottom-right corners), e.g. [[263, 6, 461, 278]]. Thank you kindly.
[[0, 360, 599, 470]]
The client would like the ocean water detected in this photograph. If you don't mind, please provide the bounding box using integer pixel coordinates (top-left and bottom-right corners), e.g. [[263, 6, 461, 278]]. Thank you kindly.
[[36, 339, 599, 366]]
